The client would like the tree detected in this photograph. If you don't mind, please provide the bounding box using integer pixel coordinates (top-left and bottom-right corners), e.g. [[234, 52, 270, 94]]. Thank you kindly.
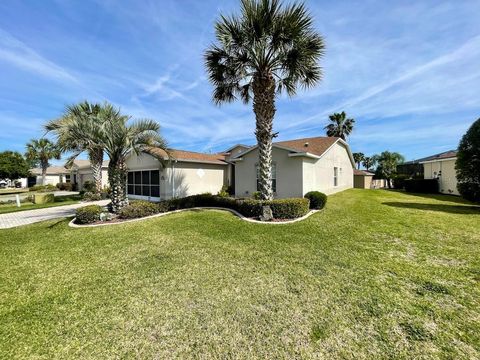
[[353, 152, 364, 169], [456, 118, 480, 202], [324, 111, 354, 140], [45, 102, 105, 193], [99, 105, 168, 213], [25, 139, 61, 185], [362, 156, 376, 171], [204, 0, 324, 200], [0, 151, 30, 181], [375, 151, 404, 188]]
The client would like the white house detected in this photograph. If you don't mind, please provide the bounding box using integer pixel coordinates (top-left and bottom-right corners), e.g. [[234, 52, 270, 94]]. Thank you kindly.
[[419, 150, 459, 195]]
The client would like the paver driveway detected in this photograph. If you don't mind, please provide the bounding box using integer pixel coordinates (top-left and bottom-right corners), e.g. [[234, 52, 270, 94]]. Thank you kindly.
[[0, 200, 110, 229]]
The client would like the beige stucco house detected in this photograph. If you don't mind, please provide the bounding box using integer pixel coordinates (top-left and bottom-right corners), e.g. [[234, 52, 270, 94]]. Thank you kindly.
[[232, 137, 355, 198], [71, 160, 110, 190], [420, 150, 459, 195], [30, 166, 72, 186]]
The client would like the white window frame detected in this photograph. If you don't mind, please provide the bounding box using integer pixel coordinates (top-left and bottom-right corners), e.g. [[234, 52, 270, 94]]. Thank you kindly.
[[127, 169, 161, 201]]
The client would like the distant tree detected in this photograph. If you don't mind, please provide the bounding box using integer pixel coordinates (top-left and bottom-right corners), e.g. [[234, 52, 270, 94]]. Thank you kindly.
[[324, 112, 355, 140], [0, 151, 30, 180], [353, 152, 365, 169], [204, 0, 325, 200], [25, 138, 61, 185], [362, 156, 376, 171], [375, 151, 405, 188], [456, 118, 480, 202]]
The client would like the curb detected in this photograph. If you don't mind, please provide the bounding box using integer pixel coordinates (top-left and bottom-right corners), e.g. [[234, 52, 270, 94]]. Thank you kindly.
[[68, 207, 321, 228]]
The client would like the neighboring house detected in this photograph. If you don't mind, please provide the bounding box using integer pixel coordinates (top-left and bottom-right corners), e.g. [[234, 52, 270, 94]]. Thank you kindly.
[[353, 169, 375, 189], [232, 137, 355, 198], [29, 166, 72, 186], [70, 159, 110, 190], [419, 150, 459, 195]]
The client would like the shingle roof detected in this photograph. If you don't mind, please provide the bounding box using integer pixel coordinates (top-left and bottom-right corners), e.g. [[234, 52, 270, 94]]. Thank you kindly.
[[274, 136, 339, 156], [418, 150, 457, 163], [354, 169, 374, 176], [30, 166, 70, 175], [72, 159, 110, 169], [145, 147, 228, 165]]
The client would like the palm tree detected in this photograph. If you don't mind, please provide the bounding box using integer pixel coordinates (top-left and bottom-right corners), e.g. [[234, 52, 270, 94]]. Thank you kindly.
[[205, 0, 324, 200], [100, 105, 168, 213], [353, 152, 364, 169], [362, 156, 376, 171], [45, 102, 105, 193], [325, 112, 355, 140], [375, 151, 405, 188], [25, 138, 61, 185]]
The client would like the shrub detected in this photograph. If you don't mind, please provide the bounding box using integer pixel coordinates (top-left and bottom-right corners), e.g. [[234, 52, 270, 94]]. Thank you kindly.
[[405, 179, 439, 193], [82, 180, 96, 192], [456, 118, 480, 202], [267, 198, 310, 219], [304, 191, 327, 210], [83, 192, 102, 201], [75, 205, 103, 224], [118, 200, 159, 219], [30, 184, 57, 192], [33, 193, 54, 204], [252, 191, 261, 200], [56, 182, 73, 191], [392, 174, 409, 190], [236, 199, 263, 218]]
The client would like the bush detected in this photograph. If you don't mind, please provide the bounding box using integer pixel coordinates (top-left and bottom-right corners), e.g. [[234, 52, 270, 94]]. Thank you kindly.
[[457, 183, 480, 203], [217, 185, 231, 197], [56, 182, 73, 191], [252, 191, 261, 200], [267, 198, 310, 219], [82, 180, 96, 192], [118, 200, 159, 219], [30, 184, 57, 192], [304, 191, 327, 210], [83, 192, 102, 201], [456, 118, 480, 202], [75, 205, 103, 224], [33, 193, 54, 204], [392, 174, 409, 190], [405, 179, 439, 193]]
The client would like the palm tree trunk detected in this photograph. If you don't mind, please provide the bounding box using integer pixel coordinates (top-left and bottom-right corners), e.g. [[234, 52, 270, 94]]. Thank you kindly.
[[41, 161, 47, 185], [252, 73, 276, 201], [108, 158, 128, 213], [89, 149, 103, 193]]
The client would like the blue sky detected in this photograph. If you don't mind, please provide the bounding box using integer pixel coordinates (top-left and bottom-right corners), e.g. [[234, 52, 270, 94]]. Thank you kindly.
[[1, 0, 479, 163]]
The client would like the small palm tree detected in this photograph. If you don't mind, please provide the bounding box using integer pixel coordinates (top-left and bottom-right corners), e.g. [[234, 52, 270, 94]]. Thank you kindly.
[[362, 156, 376, 171], [376, 151, 404, 188], [100, 105, 168, 213], [205, 0, 325, 200], [45, 101, 105, 193], [325, 112, 355, 140], [353, 152, 365, 169], [25, 138, 61, 185]]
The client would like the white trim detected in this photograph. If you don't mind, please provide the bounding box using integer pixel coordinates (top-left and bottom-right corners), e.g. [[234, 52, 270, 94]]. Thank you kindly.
[[68, 207, 321, 228], [288, 152, 321, 159], [128, 194, 161, 202], [419, 157, 457, 164]]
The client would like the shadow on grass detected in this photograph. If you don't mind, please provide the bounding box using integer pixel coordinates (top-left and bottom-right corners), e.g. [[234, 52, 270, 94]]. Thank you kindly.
[[383, 202, 480, 214], [382, 189, 471, 204]]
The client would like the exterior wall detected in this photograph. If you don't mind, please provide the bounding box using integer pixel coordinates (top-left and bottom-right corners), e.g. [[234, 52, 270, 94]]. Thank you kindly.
[[354, 175, 374, 189], [423, 159, 459, 195], [234, 147, 303, 198], [35, 174, 64, 186], [125, 152, 228, 200], [302, 142, 354, 195]]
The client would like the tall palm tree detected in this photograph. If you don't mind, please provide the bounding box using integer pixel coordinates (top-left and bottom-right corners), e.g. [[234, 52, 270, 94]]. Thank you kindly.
[[25, 138, 61, 185], [362, 156, 376, 171], [205, 0, 324, 200], [100, 105, 168, 213], [353, 152, 364, 169], [45, 101, 105, 193], [324, 112, 355, 140], [375, 151, 404, 188]]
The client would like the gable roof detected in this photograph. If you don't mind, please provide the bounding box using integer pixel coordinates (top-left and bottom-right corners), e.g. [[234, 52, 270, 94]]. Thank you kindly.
[[30, 166, 70, 175], [144, 147, 228, 165], [354, 169, 374, 176], [418, 150, 457, 163], [71, 159, 110, 169]]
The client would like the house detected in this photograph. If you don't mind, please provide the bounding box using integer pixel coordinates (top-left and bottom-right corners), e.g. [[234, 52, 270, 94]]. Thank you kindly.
[[29, 166, 72, 187], [353, 169, 375, 189], [70, 160, 109, 190], [123, 136, 355, 201], [232, 136, 355, 198], [419, 150, 458, 195]]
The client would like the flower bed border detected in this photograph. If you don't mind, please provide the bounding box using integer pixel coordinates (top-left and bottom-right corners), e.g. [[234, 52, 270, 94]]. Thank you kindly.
[[68, 207, 320, 228]]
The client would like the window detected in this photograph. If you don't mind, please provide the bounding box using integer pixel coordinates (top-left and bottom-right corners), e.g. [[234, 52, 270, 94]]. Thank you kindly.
[[256, 163, 276, 193], [127, 170, 161, 198], [334, 167, 338, 187], [65, 174, 71, 183]]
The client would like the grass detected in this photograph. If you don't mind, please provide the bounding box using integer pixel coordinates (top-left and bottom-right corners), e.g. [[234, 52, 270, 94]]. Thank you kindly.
[[0, 189, 479, 358], [0, 195, 82, 214]]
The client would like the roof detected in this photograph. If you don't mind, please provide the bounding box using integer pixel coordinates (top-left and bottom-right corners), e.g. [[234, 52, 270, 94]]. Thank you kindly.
[[145, 147, 228, 165], [418, 150, 457, 163], [354, 169, 375, 176], [30, 166, 70, 175], [72, 159, 109, 169]]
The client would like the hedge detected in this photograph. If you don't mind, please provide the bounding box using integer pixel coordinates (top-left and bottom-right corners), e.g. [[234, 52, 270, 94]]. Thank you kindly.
[[33, 193, 54, 204], [29, 184, 57, 192], [404, 179, 439, 193], [304, 191, 327, 209], [118, 201, 159, 219], [75, 205, 103, 224]]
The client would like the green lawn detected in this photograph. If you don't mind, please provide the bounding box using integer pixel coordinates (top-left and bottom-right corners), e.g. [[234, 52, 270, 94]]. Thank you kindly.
[[1, 189, 479, 358], [0, 195, 81, 214]]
